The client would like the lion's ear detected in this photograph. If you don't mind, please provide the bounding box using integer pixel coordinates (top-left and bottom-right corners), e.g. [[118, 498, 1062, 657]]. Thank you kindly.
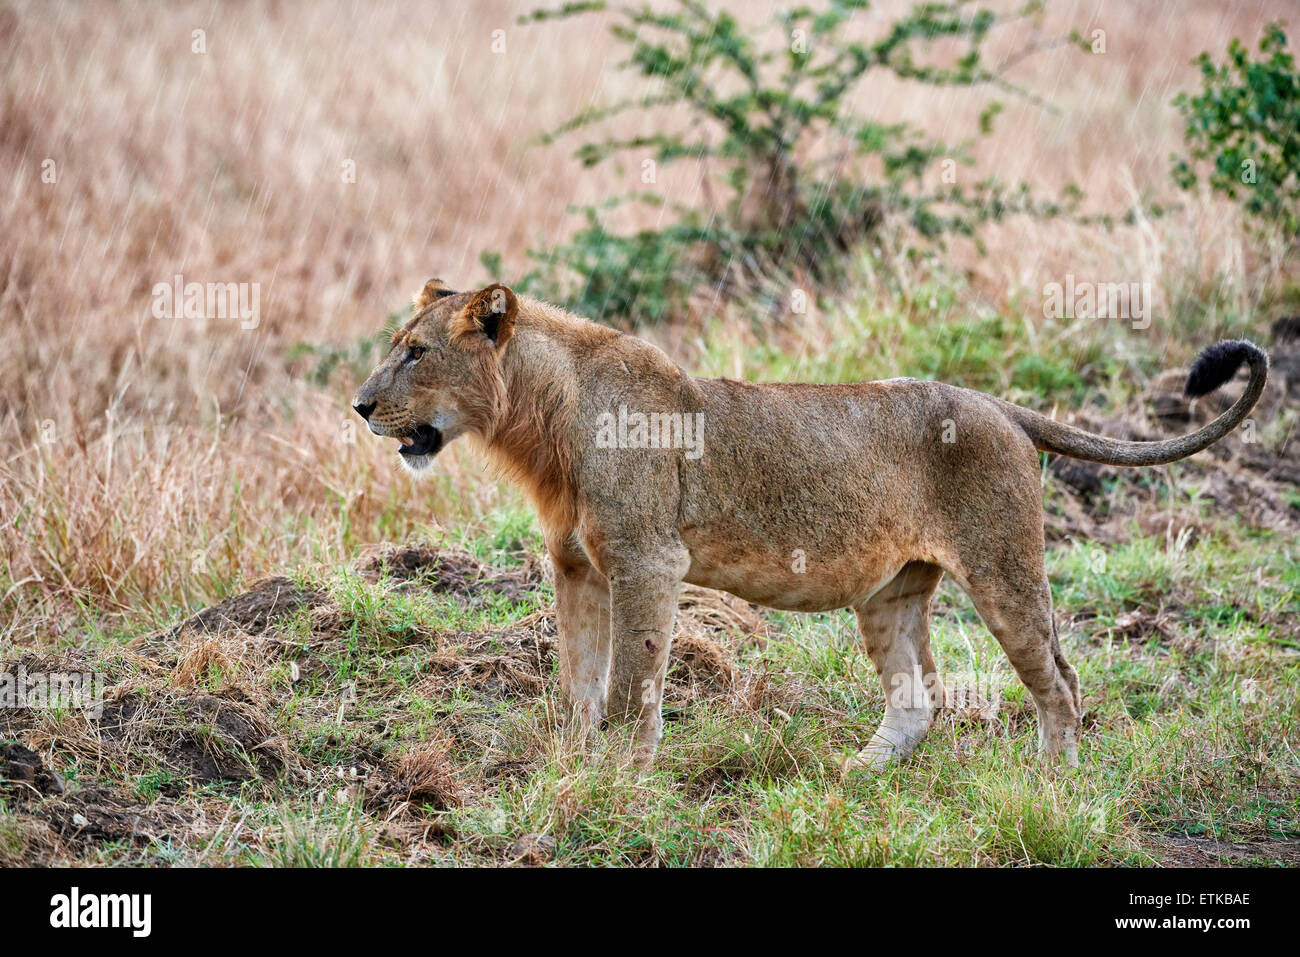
[[413, 278, 457, 311], [455, 284, 517, 348]]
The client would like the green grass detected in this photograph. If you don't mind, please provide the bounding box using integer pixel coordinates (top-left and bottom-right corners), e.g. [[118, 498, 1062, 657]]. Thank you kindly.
[[13, 530, 1292, 868]]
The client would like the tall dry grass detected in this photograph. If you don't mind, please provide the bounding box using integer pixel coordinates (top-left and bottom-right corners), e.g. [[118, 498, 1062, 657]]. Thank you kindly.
[[0, 0, 1292, 636]]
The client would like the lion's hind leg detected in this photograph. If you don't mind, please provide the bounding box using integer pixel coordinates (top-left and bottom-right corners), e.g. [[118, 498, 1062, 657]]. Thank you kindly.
[[955, 553, 1082, 767], [847, 560, 946, 772]]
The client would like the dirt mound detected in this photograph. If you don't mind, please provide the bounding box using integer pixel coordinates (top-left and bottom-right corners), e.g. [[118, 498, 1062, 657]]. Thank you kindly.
[[406, 578, 766, 703], [1, 743, 190, 859], [0, 650, 103, 740], [168, 575, 328, 638], [41, 785, 191, 851], [358, 544, 543, 601], [98, 690, 296, 786], [669, 585, 776, 712], [678, 584, 768, 643], [669, 632, 738, 693], [0, 743, 65, 800], [421, 610, 557, 699]]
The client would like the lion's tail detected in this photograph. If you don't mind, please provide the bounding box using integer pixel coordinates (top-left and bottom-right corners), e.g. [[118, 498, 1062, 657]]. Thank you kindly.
[[1000, 340, 1268, 467]]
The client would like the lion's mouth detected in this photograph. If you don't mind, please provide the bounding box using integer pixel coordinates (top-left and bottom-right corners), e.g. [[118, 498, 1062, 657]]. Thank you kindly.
[[398, 424, 442, 457]]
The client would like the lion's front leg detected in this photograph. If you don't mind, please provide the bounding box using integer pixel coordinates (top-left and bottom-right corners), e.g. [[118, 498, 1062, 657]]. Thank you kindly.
[[603, 547, 690, 769], [552, 549, 612, 737]]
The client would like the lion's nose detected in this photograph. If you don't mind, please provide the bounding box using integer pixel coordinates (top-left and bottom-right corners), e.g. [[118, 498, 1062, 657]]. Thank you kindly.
[[353, 401, 375, 420]]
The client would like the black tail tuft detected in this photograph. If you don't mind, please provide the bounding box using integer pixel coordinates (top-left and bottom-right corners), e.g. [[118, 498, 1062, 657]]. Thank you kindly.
[[1184, 339, 1266, 398]]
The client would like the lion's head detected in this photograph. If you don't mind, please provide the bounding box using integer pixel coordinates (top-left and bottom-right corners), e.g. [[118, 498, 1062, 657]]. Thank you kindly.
[[352, 279, 517, 473]]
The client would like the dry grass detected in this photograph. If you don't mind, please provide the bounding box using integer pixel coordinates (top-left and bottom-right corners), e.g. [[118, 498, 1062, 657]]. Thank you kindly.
[[2, 0, 1295, 639], [382, 744, 465, 815]]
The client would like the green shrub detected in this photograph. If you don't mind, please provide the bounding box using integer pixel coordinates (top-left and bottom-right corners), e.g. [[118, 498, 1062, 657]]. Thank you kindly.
[[1171, 21, 1300, 238], [495, 0, 1078, 324]]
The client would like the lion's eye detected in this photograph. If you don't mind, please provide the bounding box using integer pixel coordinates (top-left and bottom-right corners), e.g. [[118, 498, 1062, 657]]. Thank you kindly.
[[406, 346, 425, 363]]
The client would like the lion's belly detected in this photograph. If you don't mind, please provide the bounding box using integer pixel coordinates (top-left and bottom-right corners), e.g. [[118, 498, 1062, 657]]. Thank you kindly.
[[671, 377, 942, 612], [680, 530, 908, 613]]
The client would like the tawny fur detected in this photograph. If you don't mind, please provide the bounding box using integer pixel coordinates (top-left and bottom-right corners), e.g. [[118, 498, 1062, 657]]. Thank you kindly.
[[354, 283, 1269, 770]]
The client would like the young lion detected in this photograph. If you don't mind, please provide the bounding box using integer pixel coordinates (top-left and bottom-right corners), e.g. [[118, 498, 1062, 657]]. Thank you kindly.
[[353, 280, 1268, 770]]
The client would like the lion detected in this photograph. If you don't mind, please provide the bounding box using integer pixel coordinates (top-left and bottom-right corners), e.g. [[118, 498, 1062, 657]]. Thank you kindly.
[[352, 279, 1268, 770]]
